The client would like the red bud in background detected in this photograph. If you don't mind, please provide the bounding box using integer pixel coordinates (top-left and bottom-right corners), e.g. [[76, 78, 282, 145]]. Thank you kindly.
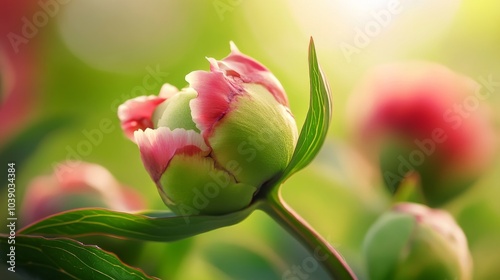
[[349, 62, 496, 205]]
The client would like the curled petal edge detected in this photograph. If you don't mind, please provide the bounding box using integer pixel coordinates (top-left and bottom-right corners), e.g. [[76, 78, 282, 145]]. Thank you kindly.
[[118, 84, 180, 142], [213, 42, 289, 107], [118, 95, 167, 142], [134, 127, 209, 183], [187, 70, 242, 138]]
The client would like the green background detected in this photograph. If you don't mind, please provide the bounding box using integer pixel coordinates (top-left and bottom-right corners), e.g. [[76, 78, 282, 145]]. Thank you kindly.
[[2, 1, 499, 279]]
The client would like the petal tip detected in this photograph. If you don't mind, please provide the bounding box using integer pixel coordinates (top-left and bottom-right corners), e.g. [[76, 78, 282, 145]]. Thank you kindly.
[[229, 41, 240, 53], [159, 83, 179, 98], [206, 57, 219, 71]]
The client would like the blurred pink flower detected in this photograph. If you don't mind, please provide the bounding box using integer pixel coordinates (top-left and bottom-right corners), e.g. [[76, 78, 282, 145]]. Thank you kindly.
[[22, 161, 146, 225], [0, 2, 42, 147], [349, 62, 496, 204]]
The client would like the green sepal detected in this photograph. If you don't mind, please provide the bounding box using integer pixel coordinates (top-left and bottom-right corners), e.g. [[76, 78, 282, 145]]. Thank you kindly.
[[209, 84, 297, 187], [159, 155, 256, 215]]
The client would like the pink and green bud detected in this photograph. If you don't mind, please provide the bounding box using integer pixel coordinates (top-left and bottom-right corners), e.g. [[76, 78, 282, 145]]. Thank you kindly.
[[118, 43, 298, 215], [21, 161, 146, 226], [363, 203, 472, 280], [349, 62, 496, 205]]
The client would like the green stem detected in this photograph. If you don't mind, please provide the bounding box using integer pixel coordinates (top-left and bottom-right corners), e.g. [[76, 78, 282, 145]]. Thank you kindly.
[[258, 187, 357, 280]]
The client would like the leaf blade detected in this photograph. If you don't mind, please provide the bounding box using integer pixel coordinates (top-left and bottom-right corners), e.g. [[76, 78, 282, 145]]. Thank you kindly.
[[279, 38, 332, 182], [0, 235, 156, 280], [20, 206, 256, 242]]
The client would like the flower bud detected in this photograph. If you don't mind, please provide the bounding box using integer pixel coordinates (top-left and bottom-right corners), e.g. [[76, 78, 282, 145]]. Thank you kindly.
[[118, 43, 298, 215], [348, 62, 496, 205], [363, 203, 472, 280], [21, 161, 145, 225]]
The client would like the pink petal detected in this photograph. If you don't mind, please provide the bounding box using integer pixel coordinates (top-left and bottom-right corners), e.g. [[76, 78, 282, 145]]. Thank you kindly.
[[134, 127, 209, 182], [186, 70, 242, 138], [118, 95, 167, 142], [54, 161, 146, 212], [215, 42, 289, 107], [21, 176, 59, 223]]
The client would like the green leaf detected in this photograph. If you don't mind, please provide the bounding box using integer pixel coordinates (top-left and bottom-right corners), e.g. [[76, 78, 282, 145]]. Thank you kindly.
[[0, 234, 156, 280], [20, 206, 257, 242], [279, 37, 332, 182]]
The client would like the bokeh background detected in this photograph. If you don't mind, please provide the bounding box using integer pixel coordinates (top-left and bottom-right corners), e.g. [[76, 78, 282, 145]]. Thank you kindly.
[[1, 0, 499, 279]]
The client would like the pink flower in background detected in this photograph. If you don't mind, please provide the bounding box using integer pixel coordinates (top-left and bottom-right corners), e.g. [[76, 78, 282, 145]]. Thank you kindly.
[[118, 43, 297, 215], [21, 161, 146, 225], [349, 62, 496, 204], [0, 2, 42, 147]]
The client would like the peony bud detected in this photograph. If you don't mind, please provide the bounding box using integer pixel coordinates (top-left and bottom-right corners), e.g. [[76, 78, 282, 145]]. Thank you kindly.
[[21, 161, 145, 225], [349, 62, 496, 205], [118, 43, 298, 215], [363, 203, 472, 280]]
